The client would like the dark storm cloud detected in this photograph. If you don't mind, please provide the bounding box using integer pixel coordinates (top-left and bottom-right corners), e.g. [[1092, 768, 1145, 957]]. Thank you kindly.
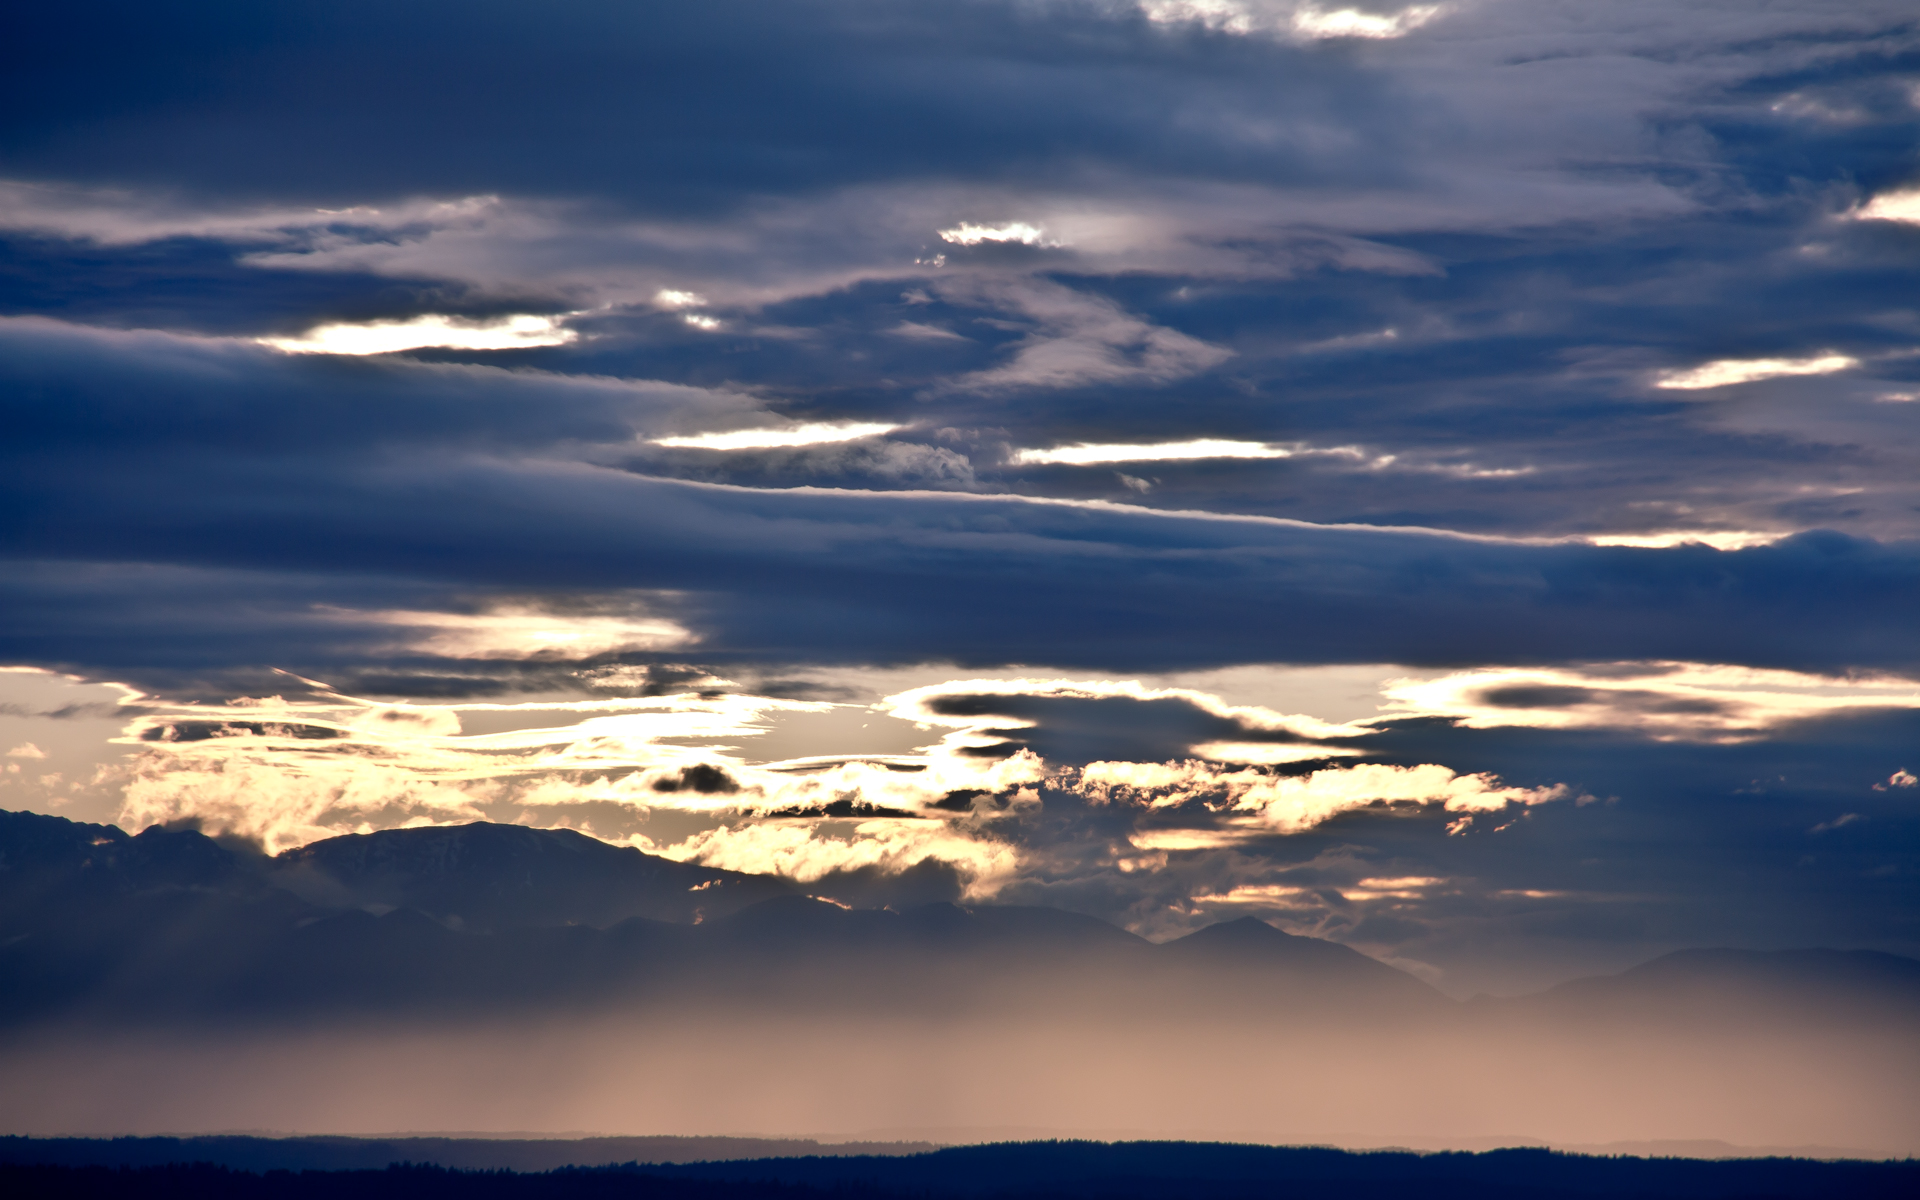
[[3, 1, 1917, 545], [0, 1, 1402, 208], [3, 318, 1918, 689]]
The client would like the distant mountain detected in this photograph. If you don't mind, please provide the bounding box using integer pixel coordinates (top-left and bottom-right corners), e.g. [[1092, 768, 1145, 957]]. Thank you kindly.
[[1513, 947, 1920, 1026], [0, 809, 1447, 1026], [0, 807, 268, 912], [1159, 916, 1439, 1009], [275, 821, 794, 929], [0, 1133, 941, 1173], [4, 809, 1915, 1033]]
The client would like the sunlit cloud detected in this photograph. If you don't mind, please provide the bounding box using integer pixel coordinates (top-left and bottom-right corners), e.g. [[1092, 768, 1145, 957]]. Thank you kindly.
[[102, 676, 1054, 885], [344, 607, 694, 659], [937, 221, 1058, 247], [1012, 439, 1297, 465], [258, 313, 576, 355], [1291, 4, 1445, 39], [1851, 189, 1920, 225], [1129, 827, 1254, 851], [1586, 531, 1786, 551], [1342, 874, 1442, 900], [1189, 741, 1362, 763], [1382, 664, 1920, 742], [1135, 2, 1445, 41], [1654, 354, 1857, 390], [654, 289, 708, 308], [1190, 883, 1314, 905], [1078, 760, 1570, 831], [91, 668, 1574, 884], [883, 676, 1367, 762], [651, 422, 903, 450], [1010, 440, 1518, 476], [647, 818, 1022, 897]]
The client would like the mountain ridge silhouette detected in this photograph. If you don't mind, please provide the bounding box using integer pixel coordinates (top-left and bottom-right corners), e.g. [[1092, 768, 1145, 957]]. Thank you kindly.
[[3, 809, 1914, 1029]]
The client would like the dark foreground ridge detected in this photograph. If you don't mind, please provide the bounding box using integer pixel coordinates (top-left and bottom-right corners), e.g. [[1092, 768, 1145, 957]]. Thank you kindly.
[[0, 1136, 938, 1173], [3, 1142, 1917, 1200]]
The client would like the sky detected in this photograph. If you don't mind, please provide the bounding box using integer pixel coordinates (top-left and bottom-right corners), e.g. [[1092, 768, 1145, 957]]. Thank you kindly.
[[2, 0, 1919, 996]]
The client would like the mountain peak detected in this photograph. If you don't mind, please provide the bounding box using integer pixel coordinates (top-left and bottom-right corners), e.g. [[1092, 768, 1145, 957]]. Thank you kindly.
[[274, 819, 794, 930]]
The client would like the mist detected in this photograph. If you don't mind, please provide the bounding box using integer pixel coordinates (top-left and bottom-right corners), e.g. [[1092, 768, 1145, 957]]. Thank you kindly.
[[5, 977, 1913, 1155]]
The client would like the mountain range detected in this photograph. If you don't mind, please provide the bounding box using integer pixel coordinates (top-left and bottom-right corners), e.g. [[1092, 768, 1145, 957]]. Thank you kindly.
[[2, 808, 1915, 1030]]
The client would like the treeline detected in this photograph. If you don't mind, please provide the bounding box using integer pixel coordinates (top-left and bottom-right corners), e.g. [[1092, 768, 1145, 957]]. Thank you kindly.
[[5, 1143, 1920, 1200], [0, 1163, 829, 1200]]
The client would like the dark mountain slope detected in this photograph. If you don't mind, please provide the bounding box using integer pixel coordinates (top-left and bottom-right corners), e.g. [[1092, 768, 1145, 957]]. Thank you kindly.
[[0, 808, 266, 916], [7, 809, 1915, 1034], [1160, 915, 1443, 1007], [0, 1134, 938, 1173], [274, 821, 793, 929], [1516, 947, 1920, 1025], [0, 810, 1456, 1026]]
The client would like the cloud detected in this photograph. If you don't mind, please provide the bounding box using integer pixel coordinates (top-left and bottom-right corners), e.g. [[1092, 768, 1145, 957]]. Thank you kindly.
[[882, 677, 1368, 765], [1851, 189, 1920, 224], [1586, 532, 1788, 551], [1135, 1, 1447, 41], [4, 311, 1920, 683], [652, 423, 903, 451], [651, 818, 1022, 897], [934, 278, 1233, 393], [1380, 664, 1920, 742], [1078, 759, 1570, 831], [1011, 439, 1299, 465], [1655, 355, 1860, 390], [0, 180, 502, 247], [257, 314, 578, 355], [1290, 4, 1446, 40], [4, 743, 47, 759], [345, 606, 694, 659], [1809, 812, 1862, 834], [887, 321, 972, 341], [938, 222, 1058, 247], [1189, 881, 1314, 905]]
